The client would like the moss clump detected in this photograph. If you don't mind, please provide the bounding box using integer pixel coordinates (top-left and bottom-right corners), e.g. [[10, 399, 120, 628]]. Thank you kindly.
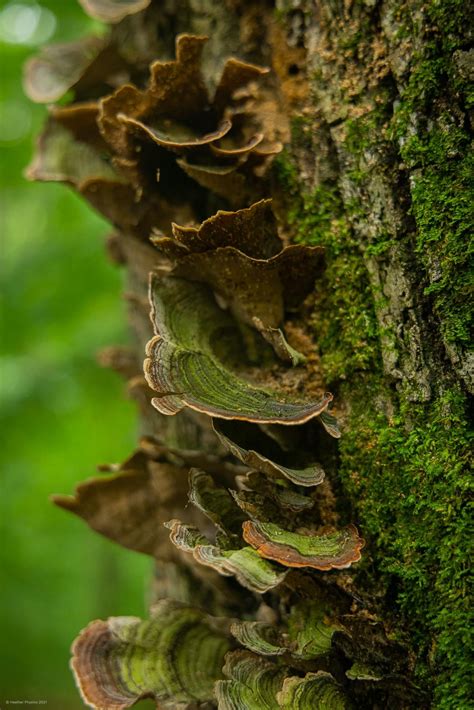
[[277, 140, 471, 708], [298, 189, 381, 384], [395, 119, 473, 345], [410, 145, 473, 344], [388, 0, 474, 348], [339, 384, 472, 708], [274, 152, 380, 384]]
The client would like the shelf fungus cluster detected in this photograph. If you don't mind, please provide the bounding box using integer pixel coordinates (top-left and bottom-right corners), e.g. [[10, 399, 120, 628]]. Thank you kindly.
[[27, 1, 421, 708]]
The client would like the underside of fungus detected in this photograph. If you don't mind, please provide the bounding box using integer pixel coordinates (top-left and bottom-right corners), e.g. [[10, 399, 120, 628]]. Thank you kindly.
[[27, 1, 424, 708]]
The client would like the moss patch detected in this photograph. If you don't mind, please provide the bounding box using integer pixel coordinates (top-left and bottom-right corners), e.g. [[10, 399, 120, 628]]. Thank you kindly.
[[396, 122, 473, 345], [277, 140, 472, 707], [274, 153, 380, 385], [389, 0, 474, 348], [340, 384, 472, 707]]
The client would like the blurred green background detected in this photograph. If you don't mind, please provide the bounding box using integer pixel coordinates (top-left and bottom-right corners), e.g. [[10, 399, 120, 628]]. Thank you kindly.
[[0, 1, 152, 706]]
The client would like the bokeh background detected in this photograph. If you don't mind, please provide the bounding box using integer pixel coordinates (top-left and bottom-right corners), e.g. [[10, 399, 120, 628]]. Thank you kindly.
[[1, 1, 152, 706]]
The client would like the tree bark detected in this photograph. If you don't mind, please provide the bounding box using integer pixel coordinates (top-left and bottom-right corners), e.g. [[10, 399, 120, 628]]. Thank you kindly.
[[269, 1, 472, 707]]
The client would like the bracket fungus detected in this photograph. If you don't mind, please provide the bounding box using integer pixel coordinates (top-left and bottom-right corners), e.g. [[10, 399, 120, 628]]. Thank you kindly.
[[25, 115, 162, 236], [230, 599, 343, 660], [229, 621, 288, 657], [276, 672, 348, 709], [216, 654, 349, 709], [52, 452, 197, 561], [153, 199, 325, 334], [95, 32, 282, 208], [158, 199, 280, 259], [230, 475, 316, 519], [287, 599, 344, 659], [165, 519, 287, 594], [243, 521, 364, 571], [215, 650, 289, 710], [213, 419, 326, 487], [23, 36, 111, 104], [78, 0, 152, 23], [71, 601, 231, 709], [145, 275, 333, 424], [188, 468, 247, 539], [26, 32, 285, 237]]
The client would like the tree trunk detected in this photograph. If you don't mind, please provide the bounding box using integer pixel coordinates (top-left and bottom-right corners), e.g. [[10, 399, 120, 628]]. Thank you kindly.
[[272, 2, 472, 707], [27, 0, 472, 707]]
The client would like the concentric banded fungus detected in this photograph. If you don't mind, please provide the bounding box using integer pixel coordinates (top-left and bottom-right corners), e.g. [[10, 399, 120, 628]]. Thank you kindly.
[[214, 419, 326, 487], [287, 600, 343, 659], [188, 468, 246, 538], [230, 621, 287, 656], [265, 486, 315, 513], [153, 199, 325, 334], [276, 672, 348, 709], [243, 521, 364, 571], [215, 650, 289, 710], [230, 600, 343, 660], [71, 601, 231, 709], [166, 520, 287, 593], [145, 275, 333, 424], [319, 410, 341, 439]]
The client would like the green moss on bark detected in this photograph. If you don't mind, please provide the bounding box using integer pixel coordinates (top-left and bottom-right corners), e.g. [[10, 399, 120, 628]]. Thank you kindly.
[[276, 145, 472, 707], [388, 0, 474, 349], [340, 385, 472, 707], [274, 154, 380, 384], [275, 1, 471, 704], [408, 146, 473, 344]]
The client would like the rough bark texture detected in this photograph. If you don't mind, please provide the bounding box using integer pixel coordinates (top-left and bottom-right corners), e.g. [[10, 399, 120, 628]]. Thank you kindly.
[[270, 1, 472, 707]]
